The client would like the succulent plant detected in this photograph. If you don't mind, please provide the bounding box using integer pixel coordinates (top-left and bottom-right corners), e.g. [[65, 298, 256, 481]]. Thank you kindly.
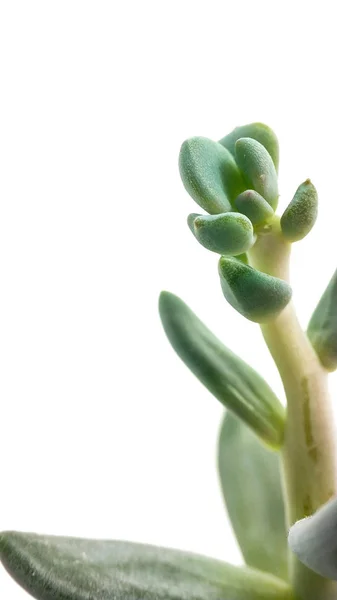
[[2, 122, 337, 600]]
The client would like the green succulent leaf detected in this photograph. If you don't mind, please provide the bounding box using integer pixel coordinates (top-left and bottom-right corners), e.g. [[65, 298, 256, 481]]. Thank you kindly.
[[187, 212, 255, 256], [219, 123, 279, 173], [235, 138, 279, 210], [234, 190, 274, 226], [288, 496, 337, 580], [218, 412, 288, 580], [0, 532, 295, 600], [179, 136, 246, 214], [280, 179, 318, 242], [159, 291, 285, 447], [307, 269, 337, 371], [218, 257, 292, 323]]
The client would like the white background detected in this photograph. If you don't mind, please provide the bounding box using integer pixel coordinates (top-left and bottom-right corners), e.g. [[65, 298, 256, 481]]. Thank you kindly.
[[1, 1, 337, 598]]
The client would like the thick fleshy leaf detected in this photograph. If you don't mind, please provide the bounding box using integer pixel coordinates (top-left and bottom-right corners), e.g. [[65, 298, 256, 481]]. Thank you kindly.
[[288, 496, 337, 580], [179, 137, 246, 214], [218, 257, 292, 323], [280, 179, 318, 242], [234, 190, 274, 226], [307, 269, 337, 371], [218, 412, 288, 580], [0, 532, 294, 600], [219, 123, 279, 172], [187, 212, 255, 255], [235, 138, 279, 210], [159, 291, 285, 447]]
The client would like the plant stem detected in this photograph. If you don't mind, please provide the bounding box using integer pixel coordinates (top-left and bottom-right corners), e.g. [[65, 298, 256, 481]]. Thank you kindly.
[[249, 218, 337, 600]]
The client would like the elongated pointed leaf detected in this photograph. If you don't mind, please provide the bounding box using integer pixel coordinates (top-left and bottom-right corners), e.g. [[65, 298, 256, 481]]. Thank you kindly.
[[235, 138, 279, 209], [219, 123, 279, 172], [159, 291, 285, 447], [307, 269, 337, 371], [0, 532, 294, 600], [218, 257, 292, 323], [218, 412, 288, 580], [187, 212, 255, 256], [280, 179, 318, 242], [179, 137, 246, 214], [288, 496, 337, 580]]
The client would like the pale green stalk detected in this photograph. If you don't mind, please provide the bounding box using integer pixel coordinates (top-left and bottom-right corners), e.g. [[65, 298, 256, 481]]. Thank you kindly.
[[249, 217, 337, 600]]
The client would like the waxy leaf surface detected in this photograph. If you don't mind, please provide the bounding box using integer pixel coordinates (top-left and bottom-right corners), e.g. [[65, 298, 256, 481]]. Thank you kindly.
[[0, 532, 294, 600], [159, 291, 285, 447], [218, 412, 288, 580], [188, 212, 255, 256], [234, 190, 274, 226], [280, 179, 318, 242], [179, 137, 246, 214], [235, 138, 279, 210], [218, 257, 292, 323], [219, 123, 279, 172], [307, 269, 337, 371]]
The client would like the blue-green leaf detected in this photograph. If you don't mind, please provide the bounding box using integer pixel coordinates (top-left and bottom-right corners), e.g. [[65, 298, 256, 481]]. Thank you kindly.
[[179, 137, 246, 214], [218, 257, 292, 323], [280, 180, 318, 242], [307, 269, 337, 371], [187, 212, 255, 255], [218, 412, 288, 580], [235, 138, 279, 210], [0, 532, 294, 600], [234, 190, 274, 226], [159, 291, 285, 447], [219, 123, 279, 173], [288, 496, 337, 580]]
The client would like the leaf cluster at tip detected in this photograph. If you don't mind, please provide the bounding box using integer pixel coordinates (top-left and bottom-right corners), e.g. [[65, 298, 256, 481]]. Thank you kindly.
[[179, 123, 297, 323], [179, 124, 279, 246]]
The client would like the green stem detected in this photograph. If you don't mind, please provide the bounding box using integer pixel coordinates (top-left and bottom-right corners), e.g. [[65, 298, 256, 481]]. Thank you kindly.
[[249, 218, 337, 600]]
